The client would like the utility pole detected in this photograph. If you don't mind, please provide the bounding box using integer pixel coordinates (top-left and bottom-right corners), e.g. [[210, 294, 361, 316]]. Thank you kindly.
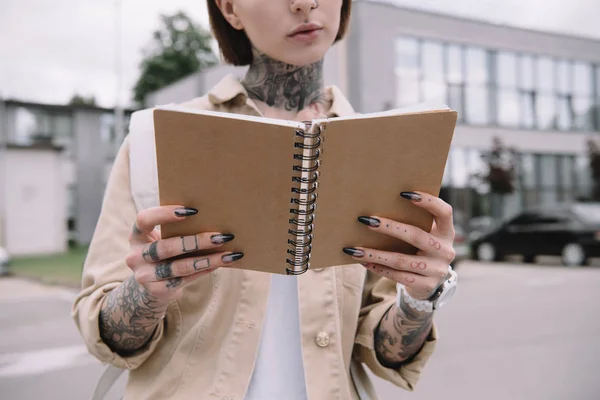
[[113, 0, 124, 156]]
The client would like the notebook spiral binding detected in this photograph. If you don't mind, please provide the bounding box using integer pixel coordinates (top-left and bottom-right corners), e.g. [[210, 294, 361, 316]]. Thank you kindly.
[[286, 122, 323, 275]]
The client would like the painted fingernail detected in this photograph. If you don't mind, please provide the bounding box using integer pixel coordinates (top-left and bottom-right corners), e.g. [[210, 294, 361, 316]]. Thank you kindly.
[[211, 234, 235, 245], [358, 216, 381, 227], [400, 192, 422, 202], [174, 207, 198, 217], [343, 247, 365, 257], [222, 252, 244, 264]]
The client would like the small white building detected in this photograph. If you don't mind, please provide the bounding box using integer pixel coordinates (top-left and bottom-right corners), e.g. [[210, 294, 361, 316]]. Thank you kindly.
[[2, 143, 67, 255]]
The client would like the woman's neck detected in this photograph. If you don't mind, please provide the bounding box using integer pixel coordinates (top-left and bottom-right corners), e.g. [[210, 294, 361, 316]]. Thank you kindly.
[[241, 50, 327, 116]]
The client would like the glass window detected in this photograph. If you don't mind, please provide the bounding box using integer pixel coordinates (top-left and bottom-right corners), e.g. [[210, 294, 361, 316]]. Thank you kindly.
[[396, 37, 419, 70], [520, 55, 535, 90], [497, 52, 517, 88], [537, 94, 556, 130], [557, 60, 572, 94], [467, 148, 487, 185], [450, 148, 469, 188], [520, 91, 536, 129], [448, 84, 464, 115], [498, 89, 520, 127], [557, 95, 573, 131], [422, 41, 444, 81], [53, 114, 72, 138], [465, 86, 489, 125], [421, 41, 445, 102], [520, 153, 536, 188], [573, 96, 594, 131], [596, 65, 600, 97], [573, 62, 592, 96], [466, 47, 488, 84], [537, 57, 555, 93], [447, 44, 463, 84], [575, 155, 592, 193], [395, 37, 420, 107], [560, 155, 575, 190]]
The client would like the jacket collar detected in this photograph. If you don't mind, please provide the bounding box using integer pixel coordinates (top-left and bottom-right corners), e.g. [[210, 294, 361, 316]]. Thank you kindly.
[[207, 73, 355, 118]]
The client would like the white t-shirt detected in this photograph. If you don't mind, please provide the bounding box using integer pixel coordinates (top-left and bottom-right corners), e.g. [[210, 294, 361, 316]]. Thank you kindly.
[[244, 274, 308, 400]]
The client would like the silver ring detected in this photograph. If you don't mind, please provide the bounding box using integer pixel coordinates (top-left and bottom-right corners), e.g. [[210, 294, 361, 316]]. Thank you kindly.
[[313, 0, 318, 9]]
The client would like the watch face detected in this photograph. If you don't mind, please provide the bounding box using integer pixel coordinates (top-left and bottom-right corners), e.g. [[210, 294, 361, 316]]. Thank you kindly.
[[435, 284, 457, 309]]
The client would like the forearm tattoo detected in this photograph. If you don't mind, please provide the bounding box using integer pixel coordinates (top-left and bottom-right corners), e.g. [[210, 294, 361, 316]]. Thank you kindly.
[[99, 276, 167, 355], [374, 294, 433, 368]]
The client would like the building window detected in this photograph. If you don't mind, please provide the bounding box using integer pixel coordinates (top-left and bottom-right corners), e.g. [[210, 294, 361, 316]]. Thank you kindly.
[[421, 40, 446, 103], [446, 44, 465, 120], [572, 62, 594, 131], [465, 47, 489, 125], [496, 52, 519, 127], [395, 37, 420, 107]]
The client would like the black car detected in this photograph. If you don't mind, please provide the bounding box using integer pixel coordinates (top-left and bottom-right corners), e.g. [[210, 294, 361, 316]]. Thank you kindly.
[[471, 202, 600, 266]]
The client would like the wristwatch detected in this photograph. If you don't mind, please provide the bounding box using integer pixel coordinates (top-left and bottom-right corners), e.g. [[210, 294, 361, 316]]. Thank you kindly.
[[396, 267, 458, 313]]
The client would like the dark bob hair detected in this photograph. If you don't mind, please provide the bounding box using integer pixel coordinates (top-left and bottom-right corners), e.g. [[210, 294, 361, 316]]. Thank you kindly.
[[207, 0, 352, 65]]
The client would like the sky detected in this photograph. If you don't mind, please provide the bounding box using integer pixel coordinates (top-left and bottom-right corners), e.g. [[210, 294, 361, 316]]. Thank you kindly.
[[1, 0, 599, 108]]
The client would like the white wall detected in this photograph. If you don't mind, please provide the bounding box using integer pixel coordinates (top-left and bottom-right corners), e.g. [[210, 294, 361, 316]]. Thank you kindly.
[[4, 147, 67, 255]]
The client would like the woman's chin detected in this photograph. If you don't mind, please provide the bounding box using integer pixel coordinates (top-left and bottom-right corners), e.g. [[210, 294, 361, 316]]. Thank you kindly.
[[267, 45, 329, 67]]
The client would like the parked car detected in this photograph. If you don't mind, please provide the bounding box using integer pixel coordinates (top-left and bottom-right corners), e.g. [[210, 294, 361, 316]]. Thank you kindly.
[[471, 202, 600, 266], [0, 246, 10, 276]]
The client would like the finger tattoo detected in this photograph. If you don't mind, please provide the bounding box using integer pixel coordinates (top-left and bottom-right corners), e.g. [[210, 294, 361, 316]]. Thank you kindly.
[[181, 235, 200, 253], [193, 258, 210, 271], [405, 275, 416, 283], [143, 242, 161, 262], [165, 278, 183, 289], [410, 261, 427, 270], [155, 261, 173, 280], [132, 223, 142, 235], [428, 238, 441, 250]]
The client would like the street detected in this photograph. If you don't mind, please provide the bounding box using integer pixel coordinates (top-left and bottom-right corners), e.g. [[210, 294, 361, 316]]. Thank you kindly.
[[1, 260, 599, 400]]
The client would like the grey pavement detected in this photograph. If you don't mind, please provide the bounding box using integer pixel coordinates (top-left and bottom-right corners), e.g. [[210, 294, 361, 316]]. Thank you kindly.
[[0, 260, 599, 400]]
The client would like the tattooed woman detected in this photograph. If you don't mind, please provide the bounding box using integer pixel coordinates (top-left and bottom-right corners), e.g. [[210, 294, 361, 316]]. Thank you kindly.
[[73, 1, 458, 399]]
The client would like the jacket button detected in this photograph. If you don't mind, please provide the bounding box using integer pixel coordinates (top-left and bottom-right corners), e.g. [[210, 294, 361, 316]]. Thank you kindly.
[[316, 332, 330, 347]]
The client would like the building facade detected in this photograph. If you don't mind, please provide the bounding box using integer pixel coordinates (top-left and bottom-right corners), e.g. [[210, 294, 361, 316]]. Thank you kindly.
[[146, 0, 600, 228], [0, 98, 133, 251]]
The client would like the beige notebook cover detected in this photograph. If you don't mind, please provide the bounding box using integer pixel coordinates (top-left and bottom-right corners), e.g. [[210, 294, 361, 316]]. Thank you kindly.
[[153, 105, 457, 275]]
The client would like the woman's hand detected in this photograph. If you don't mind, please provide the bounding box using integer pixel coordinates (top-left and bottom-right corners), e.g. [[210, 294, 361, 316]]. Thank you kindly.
[[126, 205, 243, 306], [343, 191, 455, 300]]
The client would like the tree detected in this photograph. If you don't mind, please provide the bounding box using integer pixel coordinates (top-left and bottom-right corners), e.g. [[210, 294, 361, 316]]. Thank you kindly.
[[69, 94, 97, 107], [133, 11, 218, 105], [587, 138, 600, 201], [472, 137, 518, 219]]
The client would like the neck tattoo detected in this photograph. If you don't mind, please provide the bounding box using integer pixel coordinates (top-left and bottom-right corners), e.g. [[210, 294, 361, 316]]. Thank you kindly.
[[242, 50, 326, 112]]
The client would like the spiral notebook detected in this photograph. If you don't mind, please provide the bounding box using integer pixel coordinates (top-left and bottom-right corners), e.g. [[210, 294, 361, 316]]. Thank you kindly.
[[153, 104, 457, 275]]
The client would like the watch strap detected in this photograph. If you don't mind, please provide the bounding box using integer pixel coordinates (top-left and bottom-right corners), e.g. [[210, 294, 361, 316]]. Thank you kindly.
[[395, 283, 433, 313]]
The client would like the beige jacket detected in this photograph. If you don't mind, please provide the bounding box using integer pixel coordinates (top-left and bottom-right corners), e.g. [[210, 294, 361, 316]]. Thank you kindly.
[[72, 75, 438, 400]]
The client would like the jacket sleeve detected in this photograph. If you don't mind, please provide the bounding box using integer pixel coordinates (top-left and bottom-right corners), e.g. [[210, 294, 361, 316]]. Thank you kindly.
[[71, 136, 165, 370], [353, 270, 438, 391]]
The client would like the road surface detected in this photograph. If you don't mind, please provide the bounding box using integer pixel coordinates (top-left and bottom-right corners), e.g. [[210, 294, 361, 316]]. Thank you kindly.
[[1, 259, 599, 399]]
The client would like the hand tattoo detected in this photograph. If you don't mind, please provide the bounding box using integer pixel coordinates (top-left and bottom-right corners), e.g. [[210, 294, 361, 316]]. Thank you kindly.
[[374, 293, 433, 369], [429, 238, 441, 250], [132, 223, 142, 235], [99, 276, 167, 355], [142, 242, 160, 262], [155, 261, 173, 280], [181, 236, 199, 253]]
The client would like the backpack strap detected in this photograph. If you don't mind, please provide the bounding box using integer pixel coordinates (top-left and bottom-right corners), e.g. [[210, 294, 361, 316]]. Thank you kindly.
[[91, 365, 125, 400], [128, 107, 164, 212]]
